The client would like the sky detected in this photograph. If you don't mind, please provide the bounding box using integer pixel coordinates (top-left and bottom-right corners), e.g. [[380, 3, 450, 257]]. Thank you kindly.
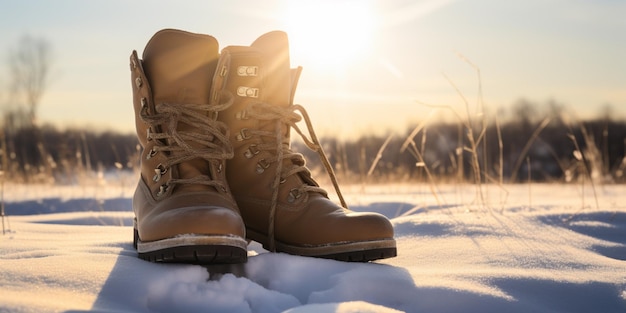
[[0, 0, 624, 138]]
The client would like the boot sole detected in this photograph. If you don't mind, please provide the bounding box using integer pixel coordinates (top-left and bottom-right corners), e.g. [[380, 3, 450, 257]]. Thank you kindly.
[[246, 228, 397, 262], [134, 228, 248, 264]]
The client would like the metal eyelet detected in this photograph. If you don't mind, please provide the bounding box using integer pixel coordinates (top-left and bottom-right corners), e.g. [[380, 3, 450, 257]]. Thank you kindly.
[[146, 147, 157, 160], [146, 128, 153, 141], [156, 184, 169, 197], [236, 86, 259, 98], [236, 128, 251, 141], [217, 163, 223, 173], [139, 98, 149, 116], [152, 163, 168, 182], [130, 59, 137, 70], [256, 159, 270, 174], [244, 144, 259, 159], [135, 77, 143, 88], [237, 66, 258, 76], [287, 188, 302, 203], [235, 110, 248, 120]]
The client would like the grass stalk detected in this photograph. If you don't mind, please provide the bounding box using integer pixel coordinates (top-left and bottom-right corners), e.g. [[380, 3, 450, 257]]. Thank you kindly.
[[1, 170, 5, 235], [509, 117, 551, 183], [527, 157, 531, 210], [495, 114, 508, 212], [406, 140, 443, 207], [569, 128, 600, 210], [1, 126, 7, 235], [367, 134, 393, 178]]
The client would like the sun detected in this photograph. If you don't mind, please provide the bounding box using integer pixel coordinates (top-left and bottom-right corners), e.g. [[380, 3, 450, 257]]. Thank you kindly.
[[282, 0, 377, 68]]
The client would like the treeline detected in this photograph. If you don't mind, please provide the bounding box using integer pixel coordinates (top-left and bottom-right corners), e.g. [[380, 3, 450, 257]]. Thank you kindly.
[[1, 113, 625, 184], [300, 118, 626, 184], [1, 125, 139, 183]]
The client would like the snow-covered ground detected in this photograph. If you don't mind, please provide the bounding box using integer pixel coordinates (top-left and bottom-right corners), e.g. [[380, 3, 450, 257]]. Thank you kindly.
[[1, 182, 625, 313]]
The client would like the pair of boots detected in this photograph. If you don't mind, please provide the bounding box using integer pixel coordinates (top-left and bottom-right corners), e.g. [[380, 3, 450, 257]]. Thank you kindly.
[[130, 29, 396, 264]]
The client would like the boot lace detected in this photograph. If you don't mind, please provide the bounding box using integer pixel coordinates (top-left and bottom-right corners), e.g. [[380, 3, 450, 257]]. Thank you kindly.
[[245, 101, 348, 251], [140, 93, 234, 193]]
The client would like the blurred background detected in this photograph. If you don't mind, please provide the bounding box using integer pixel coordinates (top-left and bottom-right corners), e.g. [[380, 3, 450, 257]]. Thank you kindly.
[[0, 0, 624, 184]]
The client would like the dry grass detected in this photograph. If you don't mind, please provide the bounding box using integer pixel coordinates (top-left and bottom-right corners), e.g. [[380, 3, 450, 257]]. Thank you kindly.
[[355, 54, 623, 218]]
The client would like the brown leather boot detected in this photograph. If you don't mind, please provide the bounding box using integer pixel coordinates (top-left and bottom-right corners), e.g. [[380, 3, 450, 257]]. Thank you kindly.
[[130, 29, 247, 264], [212, 31, 396, 262]]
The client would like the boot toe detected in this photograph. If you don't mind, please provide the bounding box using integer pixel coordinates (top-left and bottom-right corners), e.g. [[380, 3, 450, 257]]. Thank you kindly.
[[247, 195, 397, 261], [289, 195, 395, 245], [140, 205, 246, 242]]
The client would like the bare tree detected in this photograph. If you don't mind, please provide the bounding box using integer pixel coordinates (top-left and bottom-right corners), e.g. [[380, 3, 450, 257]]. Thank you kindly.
[[4, 35, 54, 182], [8, 35, 52, 126]]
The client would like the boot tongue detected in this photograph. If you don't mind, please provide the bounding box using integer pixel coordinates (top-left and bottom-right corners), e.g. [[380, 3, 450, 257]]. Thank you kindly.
[[251, 32, 314, 182], [251, 31, 292, 107], [142, 29, 218, 107]]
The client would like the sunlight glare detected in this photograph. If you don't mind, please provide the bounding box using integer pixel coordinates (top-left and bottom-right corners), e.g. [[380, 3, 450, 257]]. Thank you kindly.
[[283, 0, 376, 68]]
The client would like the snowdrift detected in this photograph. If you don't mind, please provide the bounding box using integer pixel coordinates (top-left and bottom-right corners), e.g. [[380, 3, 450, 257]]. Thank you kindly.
[[1, 183, 625, 312]]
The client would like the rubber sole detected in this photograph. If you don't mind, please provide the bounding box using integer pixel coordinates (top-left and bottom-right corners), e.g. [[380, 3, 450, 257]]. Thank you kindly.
[[133, 228, 248, 264], [246, 228, 397, 262]]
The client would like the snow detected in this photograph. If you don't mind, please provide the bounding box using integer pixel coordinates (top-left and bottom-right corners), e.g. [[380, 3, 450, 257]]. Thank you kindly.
[[1, 182, 625, 313]]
